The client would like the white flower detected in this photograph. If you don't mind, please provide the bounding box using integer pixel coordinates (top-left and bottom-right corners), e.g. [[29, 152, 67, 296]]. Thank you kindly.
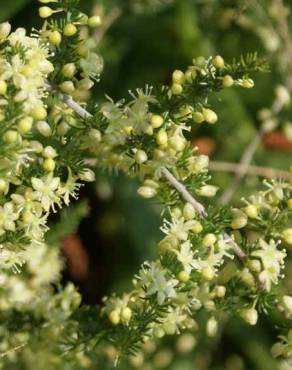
[[140, 262, 178, 304], [252, 239, 286, 291], [57, 169, 82, 206], [161, 214, 198, 243], [31, 174, 61, 212], [175, 241, 200, 273], [0, 202, 18, 235]]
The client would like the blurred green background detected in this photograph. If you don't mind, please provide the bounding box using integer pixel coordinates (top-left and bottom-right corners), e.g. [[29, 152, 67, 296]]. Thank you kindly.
[[3, 1, 292, 369]]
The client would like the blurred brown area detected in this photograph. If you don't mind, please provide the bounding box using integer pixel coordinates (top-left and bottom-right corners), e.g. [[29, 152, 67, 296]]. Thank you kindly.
[[263, 132, 292, 150], [192, 137, 217, 155]]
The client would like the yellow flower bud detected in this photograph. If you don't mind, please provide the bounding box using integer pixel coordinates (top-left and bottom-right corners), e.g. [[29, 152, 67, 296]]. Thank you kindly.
[[31, 106, 47, 121], [202, 266, 215, 281], [3, 130, 19, 143], [135, 150, 148, 164], [0, 179, 8, 193], [150, 114, 164, 128], [88, 128, 102, 143], [120, 307, 132, 323], [62, 63, 76, 78], [282, 296, 292, 315], [247, 259, 261, 273], [191, 221, 203, 234], [202, 233, 217, 247], [206, 317, 218, 337], [43, 158, 55, 172], [172, 70, 185, 84], [178, 270, 190, 283], [0, 80, 7, 95], [57, 121, 70, 136], [156, 128, 168, 146], [48, 30, 62, 46], [171, 83, 183, 95], [154, 328, 165, 338], [0, 22, 11, 41], [143, 124, 153, 136], [109, 310, 120, 325], [198, 185, 218, 197], [168, 136, 185, 152], [241, 78, 254, 88], [212, 55, 225, 69], [36, 121, 52, 137], [202, 108, 218, 124], [192, 111, 204, 123], [215, 285, 226, 298], [88, 16, 102, 28], [222, 75, 234, 87], [137, 186, 157, 199], [77, 78, 94, 91], [185, 68, 197, 82], [39, 6, 53, 18], [43, 146, 57, 158], [17, 117, 33, 134], [63, 23, 77, 37], [240, 308, 258, 325], [282, 228, 292, 245], [244, 204, 258, 219], [183, 203, 196, 220], [231, 216, 248, 229], [60, 81, 75, 94]]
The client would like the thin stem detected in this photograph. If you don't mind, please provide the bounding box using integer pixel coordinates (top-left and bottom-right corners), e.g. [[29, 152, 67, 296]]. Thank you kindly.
[[210, 161, 292, 181], [160, 167, 207, 217], [61, 94, 92, 120], [218, 129, 264, 205], [160, 167, 246, 260], [94, 7, 122, 44]]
